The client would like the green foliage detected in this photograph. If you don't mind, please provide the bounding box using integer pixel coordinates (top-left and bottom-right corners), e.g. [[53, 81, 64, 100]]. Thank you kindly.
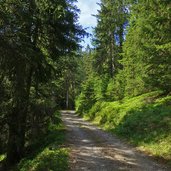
[[93, 0, 128, 77], [75, 0, 171, 166], [52, 54, 83, 109], [0, 154, 6, 162], [121, 0, 171, 95], [76, 77, 96, 114], [17, 112, 69, 171], [114, 95, 171, 161], [18, 148, 68, 171], [105, 70, 126, 101], [78, 1, 171, 108], [83, 91, 171, 163], [75, 51, 96, 114], [0, 0, 84, 166], [121, 23, 149, 97], [75, 50, 111, 114]]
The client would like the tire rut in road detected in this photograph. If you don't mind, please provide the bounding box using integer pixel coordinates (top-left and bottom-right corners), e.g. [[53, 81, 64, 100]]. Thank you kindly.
[[62, 111, 170, 171]]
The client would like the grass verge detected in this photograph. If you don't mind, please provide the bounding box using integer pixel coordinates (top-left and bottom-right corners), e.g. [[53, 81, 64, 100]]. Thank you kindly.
[[16, 111, 69, 171], [83, 91, 171, 165]]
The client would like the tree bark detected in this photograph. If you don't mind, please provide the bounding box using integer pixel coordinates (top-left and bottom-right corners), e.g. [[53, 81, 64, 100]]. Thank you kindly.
[[109, 31, 115, 78], [6, 62, 32, 166]]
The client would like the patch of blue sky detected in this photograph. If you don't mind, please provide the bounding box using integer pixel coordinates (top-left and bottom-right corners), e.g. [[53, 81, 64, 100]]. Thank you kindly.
[[76, 0, 101, 49]]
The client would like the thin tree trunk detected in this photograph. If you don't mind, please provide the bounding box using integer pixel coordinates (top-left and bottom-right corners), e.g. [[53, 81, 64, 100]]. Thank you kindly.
[[66, 89, 69, 109], [109, 31, 115, 78], [66, 78, 69, 109]]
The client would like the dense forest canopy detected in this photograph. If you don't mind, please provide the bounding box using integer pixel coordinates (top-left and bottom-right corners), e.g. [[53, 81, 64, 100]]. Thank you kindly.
[[0, 0, 85, 169], [76, 0, 171, 113], [0, 0, 171, 170]]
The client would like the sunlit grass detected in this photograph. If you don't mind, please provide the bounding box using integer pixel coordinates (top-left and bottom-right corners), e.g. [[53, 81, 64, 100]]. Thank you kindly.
[[18, 148, 69, 171], [0, 154, 6, 162], [84, 91, 171, 165]]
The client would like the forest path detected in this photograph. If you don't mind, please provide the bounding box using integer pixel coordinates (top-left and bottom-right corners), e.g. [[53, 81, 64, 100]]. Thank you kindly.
[[62, 111, 169, 171]]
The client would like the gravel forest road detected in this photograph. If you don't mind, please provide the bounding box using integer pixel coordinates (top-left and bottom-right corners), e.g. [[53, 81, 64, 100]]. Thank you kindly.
[[62, 111, 170, 171]]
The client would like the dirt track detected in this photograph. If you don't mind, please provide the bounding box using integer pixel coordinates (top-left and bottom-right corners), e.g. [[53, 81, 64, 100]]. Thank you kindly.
[[62, 111, 170, 171]]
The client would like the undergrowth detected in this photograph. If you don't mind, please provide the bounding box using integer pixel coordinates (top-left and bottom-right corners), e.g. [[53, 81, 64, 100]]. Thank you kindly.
[[82, 91, 171, 165], [15, 111, 69, 171]]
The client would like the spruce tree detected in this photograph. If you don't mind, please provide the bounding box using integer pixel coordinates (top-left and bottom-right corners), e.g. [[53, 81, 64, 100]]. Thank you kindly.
[[122, 0, 171, 96], [0, 0, 84, 166]]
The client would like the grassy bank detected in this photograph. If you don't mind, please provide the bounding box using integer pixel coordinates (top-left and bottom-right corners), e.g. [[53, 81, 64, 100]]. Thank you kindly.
[[83, 91, 171, 164], [8, 111, 69, 171]]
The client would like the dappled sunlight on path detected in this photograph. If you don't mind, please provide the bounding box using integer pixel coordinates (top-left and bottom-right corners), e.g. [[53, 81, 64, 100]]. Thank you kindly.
[[62, 111, 169, 171]]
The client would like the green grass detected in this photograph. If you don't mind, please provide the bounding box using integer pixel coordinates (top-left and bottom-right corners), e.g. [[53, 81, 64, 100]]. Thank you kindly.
[[16, 111, 69, 171], [18, 147, 68, 171], [0, 154, 6, 162], [82, 91, 171, 165]]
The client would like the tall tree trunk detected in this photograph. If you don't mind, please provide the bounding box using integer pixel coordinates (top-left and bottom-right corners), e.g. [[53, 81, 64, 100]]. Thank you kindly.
[[6, 62, 32, 166], [66, 76, 69, 109], [6, 106, 26, 165], [66, 89, 69, 109], [109, 31, 115, 78]]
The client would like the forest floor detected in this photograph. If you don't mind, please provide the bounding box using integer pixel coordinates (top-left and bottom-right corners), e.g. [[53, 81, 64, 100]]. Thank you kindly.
[[62, 111, 170, 171]]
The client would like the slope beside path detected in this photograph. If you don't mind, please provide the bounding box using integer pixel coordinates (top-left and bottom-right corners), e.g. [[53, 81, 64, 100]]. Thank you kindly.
[[62, 111, 170, 171]]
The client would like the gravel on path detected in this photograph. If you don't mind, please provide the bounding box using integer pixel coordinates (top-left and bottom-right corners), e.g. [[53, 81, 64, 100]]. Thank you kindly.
[[62, 111, 170, 171]]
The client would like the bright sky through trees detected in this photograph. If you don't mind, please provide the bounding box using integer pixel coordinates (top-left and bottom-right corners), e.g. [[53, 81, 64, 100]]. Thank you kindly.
[[76, 0, 100, 49]]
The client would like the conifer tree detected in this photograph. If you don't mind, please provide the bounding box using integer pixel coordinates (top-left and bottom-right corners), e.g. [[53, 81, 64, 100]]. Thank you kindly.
[[121, 0, 171, 96], [94, 0, 128, 77], [0, 0, 84, 166]]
